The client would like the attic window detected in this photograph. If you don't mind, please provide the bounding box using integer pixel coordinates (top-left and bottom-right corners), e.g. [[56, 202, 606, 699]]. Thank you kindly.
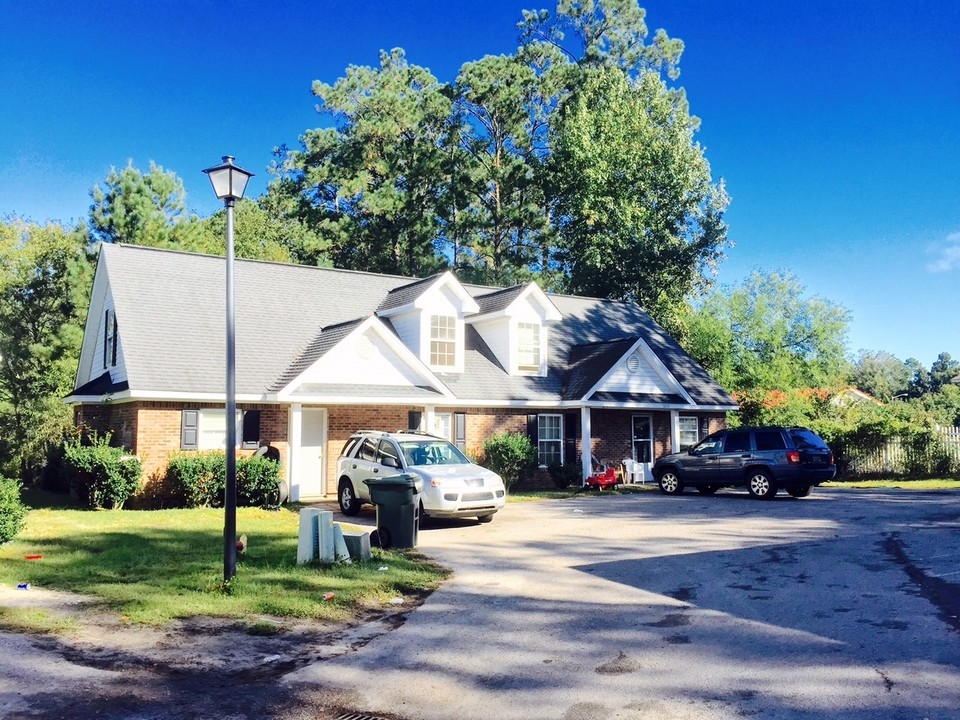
[[103, 309, 118, 369], [430, 315, 456, 367], [517, 323, 541, 372]]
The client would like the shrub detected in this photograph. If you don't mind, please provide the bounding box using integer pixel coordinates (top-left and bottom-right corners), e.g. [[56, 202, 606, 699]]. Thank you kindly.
[[0, 477, 29, 543], [481, 432, 537, 490], [237, 455, 283, 509], [167, 452, 282, 509], [167, 452, 226, 508], [63, 433, 142, 509], [547, 462, 583, 489]]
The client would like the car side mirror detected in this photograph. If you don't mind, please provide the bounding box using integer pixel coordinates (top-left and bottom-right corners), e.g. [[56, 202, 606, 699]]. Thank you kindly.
[[382, 456, 399, 469]]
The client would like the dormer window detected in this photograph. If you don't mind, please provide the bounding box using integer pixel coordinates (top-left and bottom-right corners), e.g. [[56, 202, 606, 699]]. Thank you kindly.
[[430, 315, 456, 368], [517, 322, 541, 372], [103, 309, 118, 369]]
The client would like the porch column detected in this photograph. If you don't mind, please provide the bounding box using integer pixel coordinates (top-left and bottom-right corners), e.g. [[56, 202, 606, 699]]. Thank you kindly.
[[580, 406, 592, 484], [424, 405, 435, 435], [288, 403, 303, 502], [670, 410, 680, 454]]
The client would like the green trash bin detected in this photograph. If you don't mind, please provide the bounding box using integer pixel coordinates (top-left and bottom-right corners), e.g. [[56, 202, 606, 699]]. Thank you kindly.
[[363, 474, 422, 549]]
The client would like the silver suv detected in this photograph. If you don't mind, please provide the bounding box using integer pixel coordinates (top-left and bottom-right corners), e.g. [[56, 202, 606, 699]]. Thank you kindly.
[[336, 431, 506, 522]]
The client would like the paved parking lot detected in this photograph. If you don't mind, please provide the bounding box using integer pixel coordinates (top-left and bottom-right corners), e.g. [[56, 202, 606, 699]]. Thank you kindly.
[[291, 488, 960, 720]]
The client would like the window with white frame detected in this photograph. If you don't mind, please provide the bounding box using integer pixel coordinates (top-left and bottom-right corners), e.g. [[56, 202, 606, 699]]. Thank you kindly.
[[538, 414, 562, 466], [429, 315, 456, 367], [679, 416, 700, 449], [181, 409, 253, 450], [517, 322, 541, 372]]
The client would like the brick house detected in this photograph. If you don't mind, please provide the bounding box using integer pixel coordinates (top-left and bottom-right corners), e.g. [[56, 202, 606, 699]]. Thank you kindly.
[[67, 243, 737, 505]]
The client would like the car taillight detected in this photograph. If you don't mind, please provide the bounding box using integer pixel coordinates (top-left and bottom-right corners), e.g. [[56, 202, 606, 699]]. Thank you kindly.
[[786, 451, 800, 465], [829, 452, 835, 465]]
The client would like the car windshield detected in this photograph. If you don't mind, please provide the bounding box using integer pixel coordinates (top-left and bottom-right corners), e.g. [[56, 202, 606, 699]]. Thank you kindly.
[[399, 440, 470, 466]]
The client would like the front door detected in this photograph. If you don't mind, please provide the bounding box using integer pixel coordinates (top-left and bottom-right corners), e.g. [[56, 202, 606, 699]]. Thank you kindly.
[[299, 408, 326, 499]]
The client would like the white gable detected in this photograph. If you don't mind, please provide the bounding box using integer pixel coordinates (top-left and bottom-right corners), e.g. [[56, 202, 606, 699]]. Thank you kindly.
[[75, 250, 128, 389], [295, 329, 425, 387], [276, 318, 453, 399], [590, 341, 692, 402]]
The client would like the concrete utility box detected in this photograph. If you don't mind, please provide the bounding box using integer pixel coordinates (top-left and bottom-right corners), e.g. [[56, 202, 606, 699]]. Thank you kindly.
[[296, 509, 335, 564], [340, 528, 372, 562]]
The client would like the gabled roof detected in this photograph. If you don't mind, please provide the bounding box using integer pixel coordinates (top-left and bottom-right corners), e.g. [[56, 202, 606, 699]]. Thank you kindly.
[[469, 282, 562, 323], [73, 244, 736, 410], [376, 271, 479, 316]]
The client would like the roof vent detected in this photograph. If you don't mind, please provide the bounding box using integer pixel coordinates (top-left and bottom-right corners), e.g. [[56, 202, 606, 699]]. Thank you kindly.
[[626, 353, 641, 374]]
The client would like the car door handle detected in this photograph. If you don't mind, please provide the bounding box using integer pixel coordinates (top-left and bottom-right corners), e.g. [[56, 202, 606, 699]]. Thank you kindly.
[[740, 454, 752, 458], [373, 468, 380, 473]]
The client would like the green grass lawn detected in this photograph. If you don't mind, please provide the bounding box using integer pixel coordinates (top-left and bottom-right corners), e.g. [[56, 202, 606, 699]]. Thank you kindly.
[[1, 499, 448, 632]]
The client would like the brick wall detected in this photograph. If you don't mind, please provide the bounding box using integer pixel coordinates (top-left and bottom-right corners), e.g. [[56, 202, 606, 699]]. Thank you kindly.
[[72, 401, 730, 503]]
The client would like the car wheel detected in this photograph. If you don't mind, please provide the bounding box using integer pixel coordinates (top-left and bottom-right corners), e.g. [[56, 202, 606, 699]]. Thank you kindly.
[[697, 485, 719, 495], [338, 478, 361, 515], [657, 469, 684, 495], [476, 513, 494, 524], [747, 470, 778, 500], [787, 485, 811, 498]]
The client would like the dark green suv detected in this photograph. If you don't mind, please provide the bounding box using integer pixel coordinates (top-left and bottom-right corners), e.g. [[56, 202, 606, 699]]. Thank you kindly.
[[652, 426, 835, 499]]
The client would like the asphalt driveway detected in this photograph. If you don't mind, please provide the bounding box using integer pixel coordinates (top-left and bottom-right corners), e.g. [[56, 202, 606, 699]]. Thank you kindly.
[[291, 488, 960, 720]]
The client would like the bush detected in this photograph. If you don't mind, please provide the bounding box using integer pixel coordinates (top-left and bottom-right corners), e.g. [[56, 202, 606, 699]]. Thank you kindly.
[[63, 433, 142, 509], [167, 451, 282, 509], [167, 452, 226, 508], [0, 477, 29, 543], [237, 455, 283, 509], [481, 432, 537, 490], [547, 462, 582, 489]]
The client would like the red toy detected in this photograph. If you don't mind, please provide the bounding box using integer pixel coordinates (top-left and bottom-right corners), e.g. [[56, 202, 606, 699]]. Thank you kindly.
[[585, 465, 619, 490]]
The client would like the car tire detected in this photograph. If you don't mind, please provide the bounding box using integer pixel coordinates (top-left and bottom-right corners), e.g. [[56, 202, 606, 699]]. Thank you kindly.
[[657, 469, 684, 495], [338, 478, 361, 515], [476, 513, 494, 524], [787, 485, 812, 498], [747, 470, 778, 500], [696, 485, 719, 495]]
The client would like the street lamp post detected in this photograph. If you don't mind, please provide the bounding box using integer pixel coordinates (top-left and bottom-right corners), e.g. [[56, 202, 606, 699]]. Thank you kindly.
[[202, 155, 254, 582]]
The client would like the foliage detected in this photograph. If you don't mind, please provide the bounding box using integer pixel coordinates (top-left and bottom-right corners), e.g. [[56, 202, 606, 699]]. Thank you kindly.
[[0, 477, 28, 544], [166, 452, 226, 508], [62, 433, 142, 510], [550, 67, 729, 327], [88, 161, 208, 249], [167, 452, 283, 509], [684, 269, 850, 392], [0, 219, 92, 481], [277, 49, 453, 276], [481, 432, 537, 489], [850, 350, 912, 402], [547, 462, 583, 489], [237, 455, 283, 509]]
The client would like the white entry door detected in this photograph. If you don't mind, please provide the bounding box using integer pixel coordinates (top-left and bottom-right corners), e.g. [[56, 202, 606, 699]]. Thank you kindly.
[[298, 408, 327, 500]]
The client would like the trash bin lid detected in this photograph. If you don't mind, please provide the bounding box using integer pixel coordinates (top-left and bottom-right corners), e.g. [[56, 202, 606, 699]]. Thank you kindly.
[[363, 474, 422, 492]]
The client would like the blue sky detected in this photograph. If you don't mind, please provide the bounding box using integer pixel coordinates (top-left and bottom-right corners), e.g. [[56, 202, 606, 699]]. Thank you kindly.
[[1, 1, 957, 368]]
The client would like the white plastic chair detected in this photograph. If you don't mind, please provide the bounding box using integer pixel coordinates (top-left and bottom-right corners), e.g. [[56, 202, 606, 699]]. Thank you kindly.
[[622, 458, 642, 484]]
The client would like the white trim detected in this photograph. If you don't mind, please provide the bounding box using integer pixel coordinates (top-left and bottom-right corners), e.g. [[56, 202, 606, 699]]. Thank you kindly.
[[376, 271, 480, 318], [580, 337, 695, 405], [580, 407, 592, 485], [274, 316, 455, 401], [466, 283, 563, 325], [288, 404, 303, 501], [670, 410, 680, 453]]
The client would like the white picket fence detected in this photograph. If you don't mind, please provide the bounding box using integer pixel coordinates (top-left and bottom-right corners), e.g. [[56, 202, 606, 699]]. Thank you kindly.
[[842, 426, 960, 476]]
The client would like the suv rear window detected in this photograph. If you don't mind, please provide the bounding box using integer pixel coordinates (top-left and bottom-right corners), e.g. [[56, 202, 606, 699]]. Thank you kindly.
[[754, 430, 787, 451], [788, 428, 830, 449]]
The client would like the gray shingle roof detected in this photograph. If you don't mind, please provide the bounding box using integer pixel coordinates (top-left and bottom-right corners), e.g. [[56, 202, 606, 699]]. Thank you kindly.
[[89, 244, 735, 409]]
